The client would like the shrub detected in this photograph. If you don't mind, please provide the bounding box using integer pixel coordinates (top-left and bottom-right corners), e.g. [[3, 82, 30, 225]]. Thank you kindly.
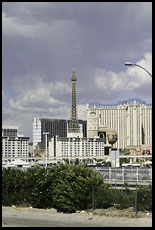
[[2, 168, 25, 206], [2, 165, 152, 213], [47, 163, 104, 212], [137, 185, 152, 211], [95, 183, 114, 209]]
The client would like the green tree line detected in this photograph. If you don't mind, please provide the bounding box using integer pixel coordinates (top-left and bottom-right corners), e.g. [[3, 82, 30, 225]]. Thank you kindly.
[[2, 163, 152, 213]]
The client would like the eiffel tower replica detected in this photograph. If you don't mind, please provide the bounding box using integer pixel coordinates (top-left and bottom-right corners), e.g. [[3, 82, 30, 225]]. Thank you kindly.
[[68, 68, 82, 137]]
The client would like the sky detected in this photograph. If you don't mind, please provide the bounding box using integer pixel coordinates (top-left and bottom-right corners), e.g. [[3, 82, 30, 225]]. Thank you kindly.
[[2, 2, 152, 141]]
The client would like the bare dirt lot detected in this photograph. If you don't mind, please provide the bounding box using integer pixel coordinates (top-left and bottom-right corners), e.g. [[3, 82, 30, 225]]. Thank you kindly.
[[2, 206, 152, 227]]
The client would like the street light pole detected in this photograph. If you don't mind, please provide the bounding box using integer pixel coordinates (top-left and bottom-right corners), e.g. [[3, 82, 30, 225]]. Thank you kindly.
[[135, 181, 138, 215], [125, 60, 150, 213], [115, 148, 116, 191], [111, 144, 116, 191], [43, 132, 50, 168], [125, 62, 152, 77]]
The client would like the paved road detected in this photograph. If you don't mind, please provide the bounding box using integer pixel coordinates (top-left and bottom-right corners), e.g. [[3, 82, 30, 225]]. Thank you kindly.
[[2, 207, 152, 227]]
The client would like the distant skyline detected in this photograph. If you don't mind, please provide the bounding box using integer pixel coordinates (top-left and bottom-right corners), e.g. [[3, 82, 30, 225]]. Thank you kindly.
[[2, 2, 152, 141]]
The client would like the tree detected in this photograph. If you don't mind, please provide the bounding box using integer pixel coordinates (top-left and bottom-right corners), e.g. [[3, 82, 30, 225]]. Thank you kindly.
[[120, 158, 130, 166]]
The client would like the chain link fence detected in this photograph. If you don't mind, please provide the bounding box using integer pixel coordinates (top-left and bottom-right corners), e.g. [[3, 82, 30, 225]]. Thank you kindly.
[[94, 167, 152, 184]]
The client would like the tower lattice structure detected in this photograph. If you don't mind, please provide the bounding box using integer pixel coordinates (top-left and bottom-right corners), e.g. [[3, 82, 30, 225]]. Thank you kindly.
[[68, 68, 80, 133]]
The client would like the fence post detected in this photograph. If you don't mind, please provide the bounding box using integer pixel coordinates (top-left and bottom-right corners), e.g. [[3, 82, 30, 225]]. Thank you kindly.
[[150, 168, 152, 183], [135, 182, 138, 214], [92, 186, 95, 210], [109, 167, 111, 181], [122, 167, 124, 183], [136, 167, 138, 183]]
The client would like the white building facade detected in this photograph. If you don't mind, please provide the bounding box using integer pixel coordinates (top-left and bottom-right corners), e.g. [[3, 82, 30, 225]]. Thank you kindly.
[[33, 117, 41, 150], [49, 136, 105, 160], [87, 99, 152, 150], [2, 126, 29, 160]]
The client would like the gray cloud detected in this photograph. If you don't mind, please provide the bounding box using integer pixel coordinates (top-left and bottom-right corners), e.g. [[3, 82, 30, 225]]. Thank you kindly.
[[2, 2, 152, 140]]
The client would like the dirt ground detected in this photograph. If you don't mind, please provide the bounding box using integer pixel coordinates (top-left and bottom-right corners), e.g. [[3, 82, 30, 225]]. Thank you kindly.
[[2, 206, 152, 227]]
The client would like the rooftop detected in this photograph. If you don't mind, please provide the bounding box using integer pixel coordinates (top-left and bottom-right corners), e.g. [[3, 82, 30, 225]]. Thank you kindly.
[[88, 98, 152, 108]]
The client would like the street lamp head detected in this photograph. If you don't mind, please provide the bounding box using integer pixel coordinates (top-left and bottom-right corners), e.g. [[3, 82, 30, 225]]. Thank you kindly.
[[124, 62, 152, 77], [124, 62, 135, 66]]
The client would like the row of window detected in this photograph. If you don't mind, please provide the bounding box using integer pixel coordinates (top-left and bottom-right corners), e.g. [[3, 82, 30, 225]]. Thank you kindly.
[[3, 154, 28, 157], [61, 153, 103, 157], [3, 145, 28, 147], [3, 151, 28, 154]]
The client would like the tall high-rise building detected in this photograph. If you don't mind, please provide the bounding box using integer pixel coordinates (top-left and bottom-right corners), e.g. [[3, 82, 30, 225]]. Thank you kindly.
[[87, 99, 152, 150], [68, 68, 83, 137], [33, 117, 41, 150]]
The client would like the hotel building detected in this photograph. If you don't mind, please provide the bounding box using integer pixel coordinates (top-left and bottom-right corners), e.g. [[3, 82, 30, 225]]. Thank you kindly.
[[87, 98, 152, 150], [49, 136, 105, 160], [2, 126, 29, 160]]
